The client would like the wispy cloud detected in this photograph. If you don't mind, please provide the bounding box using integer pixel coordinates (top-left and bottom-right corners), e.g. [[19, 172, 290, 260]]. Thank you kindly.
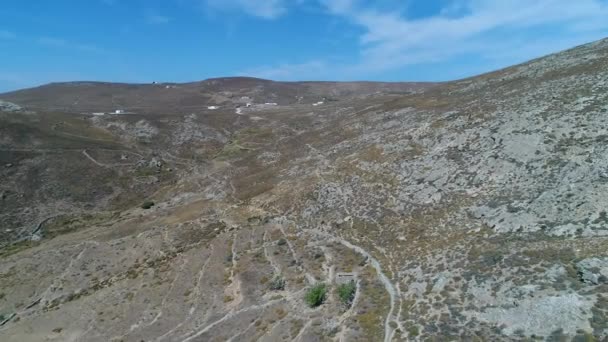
[[241, 60, 329, 79], [146, 13, 171, 24], [243, 0, 608, 80], [0, 30, 16, 40], [205, 0, 288, 19], [37, 36, 107, 54], [325, 0, 608, 71]]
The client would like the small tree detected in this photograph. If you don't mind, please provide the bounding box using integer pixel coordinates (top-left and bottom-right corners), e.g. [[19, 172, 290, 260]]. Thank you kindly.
[[269, 276, 285, 291], [141, 201, 155, 209], [305, 283, 326, 308], [337, 280, 357, 306]]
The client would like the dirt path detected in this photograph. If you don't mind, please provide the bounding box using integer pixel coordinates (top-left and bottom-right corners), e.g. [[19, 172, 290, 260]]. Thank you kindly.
[[3, 148, 140, 168], [180, 299, 284, 342], [309, 229, 398, 342], [276, 224, 317, 284], [153, 247, 215, 342], [82, 149, 136, 168], [263, 230, 282, 275]]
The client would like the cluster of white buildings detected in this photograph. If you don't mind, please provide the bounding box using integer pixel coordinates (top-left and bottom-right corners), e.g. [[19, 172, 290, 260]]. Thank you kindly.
[[90, 109, 127, 116]]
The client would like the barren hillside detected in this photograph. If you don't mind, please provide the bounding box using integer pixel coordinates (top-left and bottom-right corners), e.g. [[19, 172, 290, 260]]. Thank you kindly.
[[0, 78, 432, 115], [1, 38, 608, 341]]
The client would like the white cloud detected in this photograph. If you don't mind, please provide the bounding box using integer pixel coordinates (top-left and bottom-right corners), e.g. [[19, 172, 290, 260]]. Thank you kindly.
[[205, 0, 288, 19], [146, 13, 171, 24], [323, 0, 608, 73], [243, 0, 608, 80]]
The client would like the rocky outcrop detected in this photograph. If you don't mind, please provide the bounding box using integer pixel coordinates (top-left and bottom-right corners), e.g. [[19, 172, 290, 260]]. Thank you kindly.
[[577, 258, 608, 285]]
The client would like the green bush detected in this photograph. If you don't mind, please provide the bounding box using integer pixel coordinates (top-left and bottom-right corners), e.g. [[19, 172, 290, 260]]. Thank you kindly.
[[407, 325, 420, 337], [305, 283, 326, 308], [141, 201, 155, 209], [269, 276, 285, 291], [337, 280, 357, 305]]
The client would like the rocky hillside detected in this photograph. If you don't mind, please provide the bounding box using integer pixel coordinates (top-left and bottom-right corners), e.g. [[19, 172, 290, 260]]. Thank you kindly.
[[0, 38, 607, 341]]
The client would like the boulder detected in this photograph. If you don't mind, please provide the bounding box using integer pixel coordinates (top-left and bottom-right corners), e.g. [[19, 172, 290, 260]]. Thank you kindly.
[[576, 257, 608, 285]]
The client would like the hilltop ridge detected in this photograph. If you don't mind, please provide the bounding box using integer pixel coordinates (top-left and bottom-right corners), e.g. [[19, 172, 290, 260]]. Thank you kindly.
[[0, 77, 434, 115]]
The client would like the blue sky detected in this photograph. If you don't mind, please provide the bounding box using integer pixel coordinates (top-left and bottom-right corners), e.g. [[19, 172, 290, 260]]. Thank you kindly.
[[1, 0, 608, 92]]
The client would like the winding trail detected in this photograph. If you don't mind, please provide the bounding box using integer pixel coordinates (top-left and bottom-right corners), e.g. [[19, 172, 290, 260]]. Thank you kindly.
[[309, 229, 398, 342], [276, 224, 317, 284], [180, 299, 284, 342], [82, 149, 136, 168], [263, 230, 282, 275], [293, 320, 314, 342], [153, 247, 215, 342]]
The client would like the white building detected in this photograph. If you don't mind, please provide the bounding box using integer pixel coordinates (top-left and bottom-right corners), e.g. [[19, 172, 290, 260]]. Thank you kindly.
[[336, 272, 357, 285]]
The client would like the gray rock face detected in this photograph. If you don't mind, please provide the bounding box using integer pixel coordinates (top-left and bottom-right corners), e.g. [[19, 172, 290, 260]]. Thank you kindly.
[[577, 258, 608, 285], [476, 293, 594, 337], [0, 100, 23, 112]]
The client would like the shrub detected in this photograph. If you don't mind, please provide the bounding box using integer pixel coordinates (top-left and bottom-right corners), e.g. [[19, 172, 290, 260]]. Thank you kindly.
[[277, 238, 287, 246], [305, 283, 326, 308], [141, 201, 155, 209], [269, 276, 285, 291], [337, 280, 357, 305]]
